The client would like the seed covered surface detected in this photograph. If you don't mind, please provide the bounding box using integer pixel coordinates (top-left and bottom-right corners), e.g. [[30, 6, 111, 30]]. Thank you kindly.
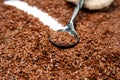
[[0, 0, 120, 80]]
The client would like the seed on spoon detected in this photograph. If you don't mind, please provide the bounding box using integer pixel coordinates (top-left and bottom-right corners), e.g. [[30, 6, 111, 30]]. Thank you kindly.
[[49, 30, 78, 48]]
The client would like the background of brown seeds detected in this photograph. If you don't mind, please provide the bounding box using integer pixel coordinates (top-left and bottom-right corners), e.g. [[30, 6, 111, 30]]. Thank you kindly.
[[0, 0, 120, 79]]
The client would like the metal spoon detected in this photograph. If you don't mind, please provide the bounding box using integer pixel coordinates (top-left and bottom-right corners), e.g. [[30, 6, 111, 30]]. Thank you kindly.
[[49, 0, 84, 48]]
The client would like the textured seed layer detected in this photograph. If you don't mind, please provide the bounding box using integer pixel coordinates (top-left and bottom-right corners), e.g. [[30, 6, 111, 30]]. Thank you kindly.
[[0, 0, 120, 80]]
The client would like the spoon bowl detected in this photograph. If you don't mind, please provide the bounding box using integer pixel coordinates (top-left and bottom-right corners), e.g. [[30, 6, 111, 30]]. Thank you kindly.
[[49, 23, 79, 48]]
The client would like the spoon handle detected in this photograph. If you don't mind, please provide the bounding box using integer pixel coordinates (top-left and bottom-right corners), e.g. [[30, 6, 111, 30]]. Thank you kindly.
[[69, 0, 84, 23]]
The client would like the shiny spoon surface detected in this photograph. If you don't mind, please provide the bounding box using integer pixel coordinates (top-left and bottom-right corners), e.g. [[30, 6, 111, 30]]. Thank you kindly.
[[49, 0, 84, 48]]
